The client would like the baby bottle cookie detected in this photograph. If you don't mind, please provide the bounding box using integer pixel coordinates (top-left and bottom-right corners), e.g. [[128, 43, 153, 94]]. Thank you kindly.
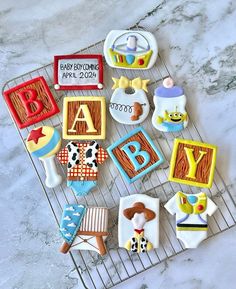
[[109, 76, 150, 125], [164, 191, 218, 248], [104, 30, 158, 69], [152, 77, 188, 132]]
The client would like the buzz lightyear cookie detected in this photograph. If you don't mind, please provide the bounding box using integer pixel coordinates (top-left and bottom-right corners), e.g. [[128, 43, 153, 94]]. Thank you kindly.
[[26, 126, 62, 188], [165, 191, 218, 248], [104, 30, 158, 69], [109, 76, 150, 125], [152, 77, 188, 132], [119, 194, 159, 253], [59, 204, 109, 255]]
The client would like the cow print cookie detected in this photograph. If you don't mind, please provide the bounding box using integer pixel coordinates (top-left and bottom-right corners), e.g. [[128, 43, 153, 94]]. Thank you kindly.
[[118, 194, 160, 253]]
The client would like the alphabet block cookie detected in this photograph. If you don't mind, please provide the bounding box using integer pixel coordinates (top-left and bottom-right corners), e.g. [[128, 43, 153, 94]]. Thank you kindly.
[[109, 76, 150, 125], [165, 191, 218, 248], [54, 54, 103, 90], [57, 141, 108, 196], [3, 77, 60, 129], [63, 96, 106, 140], [119, 194, 159, 253], [60, 204, 109, 256], [152, 77, 188, 132], [104, 30, 158, 69], [169, 139, 217, 188], [107, 127, 164, 183]]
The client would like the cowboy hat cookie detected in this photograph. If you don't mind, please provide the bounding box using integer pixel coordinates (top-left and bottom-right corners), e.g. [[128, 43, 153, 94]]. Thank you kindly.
[[165, 192, 218, 248], [109, 76, 150, 125], [60, 204, 109, 255], [104, 30, 158, 69], [26, 126, 62, 188], [119, 194, 159, 253], [152, 77, 188, 132]]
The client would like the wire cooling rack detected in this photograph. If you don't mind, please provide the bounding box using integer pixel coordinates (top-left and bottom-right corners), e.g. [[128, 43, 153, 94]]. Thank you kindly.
[[2, 26, 236, 289]]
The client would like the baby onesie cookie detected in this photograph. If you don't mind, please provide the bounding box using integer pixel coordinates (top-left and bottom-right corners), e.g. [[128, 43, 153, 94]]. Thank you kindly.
[[169, 138, 217, 188], [107, 127, 164, 184], [109, 76, 150, 125], [119, 194, 159, 253], [54, 54, 103, 90], [26, 126, 62, 188], [152, 77, 188, 132], [164, 191, 218, 248], [63, 96, 106, 140], [104, 30, 158, 69], [60, 204, 109, 255], [57, 141, 108, 196], [4, 76, 60, 129]]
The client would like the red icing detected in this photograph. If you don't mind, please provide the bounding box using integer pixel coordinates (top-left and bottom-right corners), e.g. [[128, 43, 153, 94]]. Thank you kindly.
[[28, 127, 46, 144], [3, 76, 60, 129], [134, 229, 144, 234], [138, 59, 144, 65], [197, 204, 204, 211]]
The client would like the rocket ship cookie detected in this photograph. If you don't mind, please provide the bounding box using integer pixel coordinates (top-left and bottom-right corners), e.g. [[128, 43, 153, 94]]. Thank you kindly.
[[152, 77, 188, 132], [109, 76, 150, 125]]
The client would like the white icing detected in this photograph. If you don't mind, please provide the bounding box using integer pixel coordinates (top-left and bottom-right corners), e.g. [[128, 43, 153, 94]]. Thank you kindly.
[[67, 223, 76, 227], [131, 212, 146, 230], [63, 216, 71, 221], [73, 212, 81, 216], [109, 88, 150, 125], [103, 30, 158, 70], [118, 194, 159, 249], [65, 206, 75, 211]]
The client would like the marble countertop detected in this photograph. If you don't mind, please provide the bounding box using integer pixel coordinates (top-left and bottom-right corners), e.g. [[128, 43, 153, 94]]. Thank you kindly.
[[0, 0, 236, 288]]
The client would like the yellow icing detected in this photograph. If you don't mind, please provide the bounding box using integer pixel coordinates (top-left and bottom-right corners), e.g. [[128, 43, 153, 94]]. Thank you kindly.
[[109, 48, 153, 69], [26, 126, 53, 153], [177, 191, 207, 214]]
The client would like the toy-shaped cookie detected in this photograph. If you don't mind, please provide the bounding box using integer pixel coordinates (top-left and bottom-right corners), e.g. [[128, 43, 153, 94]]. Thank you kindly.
[[164, 191, 218, 248], [60, 204, 109, 255], [152, 77, 188, 132], [119, 194, 159, 253]]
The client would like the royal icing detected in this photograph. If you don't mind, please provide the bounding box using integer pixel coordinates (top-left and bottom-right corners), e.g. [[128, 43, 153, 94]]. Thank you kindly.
[[119, 194, 159, 253], [26, 126, 62, 188], [164, 192, 218, 248], [104, 30, 158, 69], [60, 204, 109, 255], [109, 76, 150, 125], [152, 77, 188, 132]]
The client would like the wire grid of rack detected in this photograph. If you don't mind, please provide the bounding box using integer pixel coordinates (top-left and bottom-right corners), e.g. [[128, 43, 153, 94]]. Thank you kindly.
[[2, 26, 236, 289]]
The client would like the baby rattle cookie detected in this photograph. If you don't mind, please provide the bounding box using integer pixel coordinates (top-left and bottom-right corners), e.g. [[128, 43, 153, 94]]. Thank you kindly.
[[60, 204, 109, 256], [152, 77, 188, 132], [119, 194, 159, 253], [104, 30, 158, 69], [109, 76, 150, 125], [165, 191, 218, 248], [26, 126, 62, 188]]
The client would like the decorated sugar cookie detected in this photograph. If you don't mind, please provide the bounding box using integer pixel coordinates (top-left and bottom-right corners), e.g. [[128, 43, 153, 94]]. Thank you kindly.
[[57, 141, 108, 196], [119, 194, 159, 253], [26, 126, 62, 188], [169, 138, 217, 188], [165, 192, 218, 248], [104, 30, 158, 69], [4, 77, 60, 129], [54, 54, 103, 90], [63, 96, 106, 140], [152, 77, 188, 132], [109, 76, 150, 125], [107, 127, 164, 183], [60, 204, 109, 255]]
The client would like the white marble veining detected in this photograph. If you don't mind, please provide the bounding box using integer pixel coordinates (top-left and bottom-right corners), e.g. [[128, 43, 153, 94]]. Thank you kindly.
[[0, 0, 236, 288]]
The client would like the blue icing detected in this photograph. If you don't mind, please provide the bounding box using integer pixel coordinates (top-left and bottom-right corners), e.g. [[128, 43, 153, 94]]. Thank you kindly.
[[162, 121, 184, 132], [154, 86, 184, 98], [126, 54, 135, 64], [60, 204, 86, 244], [187, 195, 198, 204]]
